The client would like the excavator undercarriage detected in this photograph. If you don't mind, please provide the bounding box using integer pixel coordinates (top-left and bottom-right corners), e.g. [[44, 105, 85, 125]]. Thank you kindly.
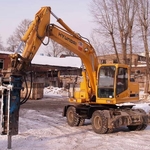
[[63, 104, 150, 134]]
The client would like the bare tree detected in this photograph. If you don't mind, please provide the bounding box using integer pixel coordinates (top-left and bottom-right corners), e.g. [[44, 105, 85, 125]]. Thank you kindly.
[[63, 47, 76, 56], [45, 39, 65, 57], [127, 1, 138, 69], [90, 0, 137, 64], [90, 32, 110, 56], [114, 0, 137, 64], [90, 0, 120, 62], [137, 0, 150, 93], [45, 39, 76, 57], [0, 35, 4, 50], [6, 19, 31, 52], [7, 35, 17, 52]]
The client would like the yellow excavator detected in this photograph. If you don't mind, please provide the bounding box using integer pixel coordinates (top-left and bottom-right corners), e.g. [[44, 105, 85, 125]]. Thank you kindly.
[[1, 7, 150, 140]]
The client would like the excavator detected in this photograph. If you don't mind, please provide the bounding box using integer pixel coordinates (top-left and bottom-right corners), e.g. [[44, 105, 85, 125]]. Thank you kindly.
[[1, 7, 150, 142]]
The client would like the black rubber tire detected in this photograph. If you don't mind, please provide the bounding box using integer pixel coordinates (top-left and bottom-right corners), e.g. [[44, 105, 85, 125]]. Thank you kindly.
[[140, 124, 147, 130], [127, 123, 147, 131], [106, 128, 114, 133], [128, 108, 148, 131], [91, 110, 108, 134], [78, 118, 85, 126], [66, 106, 80, 126], [137, 109, 148, 130], [127, 125, 142, 131]]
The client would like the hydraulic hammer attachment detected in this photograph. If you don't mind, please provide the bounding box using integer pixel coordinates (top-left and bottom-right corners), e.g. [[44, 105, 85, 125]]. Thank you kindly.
[[0, 76, 22, 136]]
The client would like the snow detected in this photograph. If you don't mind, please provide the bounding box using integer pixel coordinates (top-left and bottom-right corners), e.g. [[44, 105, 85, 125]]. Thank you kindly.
[[32, 55, 82, 68], [44, 86, 69, 97], [0, 87, 150, 150], [0, 50, 82, 68]]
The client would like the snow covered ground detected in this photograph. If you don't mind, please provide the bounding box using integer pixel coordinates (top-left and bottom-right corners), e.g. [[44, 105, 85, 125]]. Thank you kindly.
[[0, 87, 150, 150]]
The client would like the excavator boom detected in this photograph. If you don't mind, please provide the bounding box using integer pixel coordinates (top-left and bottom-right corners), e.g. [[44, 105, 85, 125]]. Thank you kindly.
[[9, 6, 98, 95]]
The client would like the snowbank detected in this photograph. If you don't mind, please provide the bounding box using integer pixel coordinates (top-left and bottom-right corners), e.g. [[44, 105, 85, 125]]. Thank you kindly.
[[44, 86, 69, 97]]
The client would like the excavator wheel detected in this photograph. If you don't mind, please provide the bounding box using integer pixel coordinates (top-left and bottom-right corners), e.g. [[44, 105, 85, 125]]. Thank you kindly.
[[127, 125, 143, 131], [91, 110, 108, 134], [106, 128, 114, 133], [78, 118, 85, 126], [66, 106, 80, 126], [139, 124, 147, 130], [137, 109, 148, 130], [127, 123, 147, 131], [127, 108, 148, 131]]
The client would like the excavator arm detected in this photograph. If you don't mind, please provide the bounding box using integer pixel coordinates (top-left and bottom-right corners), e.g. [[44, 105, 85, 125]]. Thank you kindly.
[[9, 7, 51, 74]]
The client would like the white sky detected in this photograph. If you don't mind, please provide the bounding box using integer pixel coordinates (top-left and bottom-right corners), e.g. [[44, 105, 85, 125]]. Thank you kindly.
[[0, 0, 93, 46]]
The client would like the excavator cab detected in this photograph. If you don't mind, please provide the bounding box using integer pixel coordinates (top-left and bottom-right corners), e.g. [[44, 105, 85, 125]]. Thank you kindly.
[[96, 64, 139, 104]]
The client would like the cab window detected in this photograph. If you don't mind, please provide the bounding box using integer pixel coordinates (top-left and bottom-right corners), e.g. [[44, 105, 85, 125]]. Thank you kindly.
[[116, 67, 128, 95], [97, 66, 115, 98]]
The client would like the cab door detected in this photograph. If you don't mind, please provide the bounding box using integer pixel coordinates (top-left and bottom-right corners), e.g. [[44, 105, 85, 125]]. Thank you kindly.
[[115, 67, 130, 103], [116, 67, 128, 95], [96, 65, 116, 104]]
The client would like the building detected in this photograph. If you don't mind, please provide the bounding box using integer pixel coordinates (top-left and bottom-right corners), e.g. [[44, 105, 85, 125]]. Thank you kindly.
[[0, 51, 148, 95], [0, 51, 82, 99], [98, 53, 145, 65], [0, 52, 11, 72]]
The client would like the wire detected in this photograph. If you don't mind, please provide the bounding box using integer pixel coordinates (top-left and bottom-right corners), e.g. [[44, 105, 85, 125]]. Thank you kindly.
[[36, 17, 50, 46], [20, 71, 33, 105]]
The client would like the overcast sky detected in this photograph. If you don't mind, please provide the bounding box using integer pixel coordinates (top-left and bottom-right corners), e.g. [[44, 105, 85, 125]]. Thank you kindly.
[[0, 0, 94, 46]]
